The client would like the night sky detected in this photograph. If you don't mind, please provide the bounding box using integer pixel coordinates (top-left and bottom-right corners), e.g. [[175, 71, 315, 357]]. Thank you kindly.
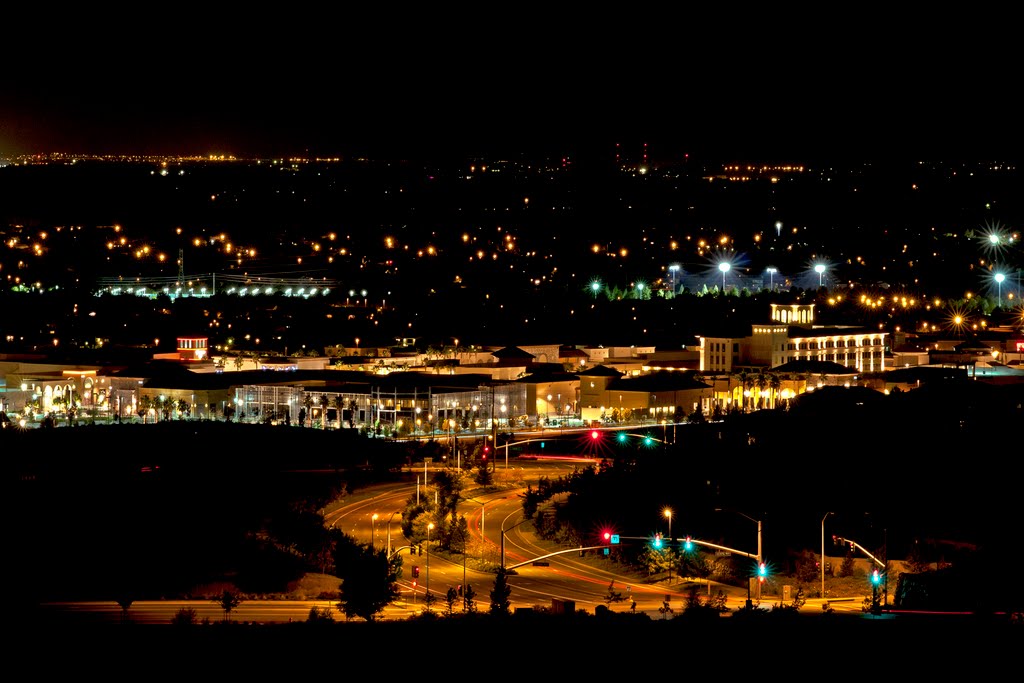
[[3, 20, 1020, 163]]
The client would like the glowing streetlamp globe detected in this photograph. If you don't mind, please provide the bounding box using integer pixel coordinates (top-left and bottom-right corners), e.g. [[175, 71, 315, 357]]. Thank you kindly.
[[814, 264, 826, 287], [995, 272, 1005, 305], [719, 261, 730, 291]]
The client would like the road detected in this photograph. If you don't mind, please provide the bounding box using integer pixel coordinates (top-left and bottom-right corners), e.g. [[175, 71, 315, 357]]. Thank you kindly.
[[36, 456, 874, 625]]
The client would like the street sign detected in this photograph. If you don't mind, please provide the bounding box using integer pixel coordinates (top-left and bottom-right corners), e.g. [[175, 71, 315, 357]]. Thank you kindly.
[[611, 534, 620, 544]]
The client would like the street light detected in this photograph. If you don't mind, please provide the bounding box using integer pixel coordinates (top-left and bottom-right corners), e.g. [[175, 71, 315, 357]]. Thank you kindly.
[[995, 272, 1005, 306], [821, 511, 833, 599], [719, 261, 730, 292], [664, 507, 673, 582], [426, 522, 435, 610], [501, 518, 529, 569], [766, 267, 777, 292], [385, 511, 400, 557], [371, 513, 379, 550], [814, 263, 826, 288], [715, 507, 762, 607]]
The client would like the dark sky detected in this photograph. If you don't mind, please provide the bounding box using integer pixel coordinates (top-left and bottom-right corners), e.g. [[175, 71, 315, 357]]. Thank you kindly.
[[2, 19, 1020, 162]]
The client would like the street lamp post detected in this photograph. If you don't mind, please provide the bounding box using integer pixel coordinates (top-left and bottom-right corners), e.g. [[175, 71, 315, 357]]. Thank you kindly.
[[719, 261, 730, 293], [715, 507, 762, 607], [664, 507, 673, 582], [995, 272, 1005, 306], [426, 522, 435, 610], [371, 513, 378, 550], [821, 511, 833, 599], [815, 263, 826, 288], [386, 511, 400, 557], [766, 267, 776, 292], [500, 518, 529, 569]]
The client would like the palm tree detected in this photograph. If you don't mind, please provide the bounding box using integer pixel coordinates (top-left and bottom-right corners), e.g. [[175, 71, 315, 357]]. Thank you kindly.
[[302, 394, 314, 427], [755, 371, 769, 410], [768, 373, 782, 409], [737, 371, 751, 412], [319, 393, 329, 429], [333, 395, 345, 429], [137, 395, 152, 423]]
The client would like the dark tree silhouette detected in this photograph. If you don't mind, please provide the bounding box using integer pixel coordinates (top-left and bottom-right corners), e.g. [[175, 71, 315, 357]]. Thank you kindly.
[[489, 567, 512, 616], [215, 590, 242, 622]]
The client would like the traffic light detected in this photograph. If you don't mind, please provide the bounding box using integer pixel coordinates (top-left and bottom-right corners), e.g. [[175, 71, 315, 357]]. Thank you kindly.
[[652, 533, 663, 549], [616, 432, 628, 445], [411, 579, 417, 589], [482, 444, 490, 459], [683, 537, 694, 552], [643, 435, 654, 447], [412, 565, 420, 578], [757, 562, 767, 583], [590, 430, 601, 441], [871, 569, 881, 586], [602, 530, 612, 544]]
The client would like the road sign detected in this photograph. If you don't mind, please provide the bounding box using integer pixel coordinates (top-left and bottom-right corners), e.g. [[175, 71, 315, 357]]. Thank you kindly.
[[611, 534, 620, 544]]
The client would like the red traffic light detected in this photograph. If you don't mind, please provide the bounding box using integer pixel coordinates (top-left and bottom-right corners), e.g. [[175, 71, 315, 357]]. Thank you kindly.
[[590, 430, 601, 440]]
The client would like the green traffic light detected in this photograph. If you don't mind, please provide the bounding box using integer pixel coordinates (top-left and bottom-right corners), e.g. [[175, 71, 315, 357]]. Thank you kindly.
[[617, 432, 628, 444]]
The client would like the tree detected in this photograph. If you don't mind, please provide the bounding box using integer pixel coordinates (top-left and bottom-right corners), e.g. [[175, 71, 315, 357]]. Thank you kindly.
[[333, 395, 345, 429], [768, 373, 782, 408], [463, 583, 478, 613], [302, 395, 314, 426], [215, 589, 242, 622], [116, 594, 134, 624], [319, 393, 329, 429], [489, 567, 512, 616], [307, 606, 335, 623], [838, 553, 855, 578], [137, 395, 151, 423], [755, 371, 769, 409], [445, 587, 459, 616], [336, 547, 400, 621], [171, 607, 198, 627]]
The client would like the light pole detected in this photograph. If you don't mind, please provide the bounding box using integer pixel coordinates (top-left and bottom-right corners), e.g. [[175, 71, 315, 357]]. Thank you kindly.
[[664, 507, 673, 581], [815, 263, 826, 288], [371, 513, 378, 550], [719, 261, 730, 292], [995, 272, 1005, 307], [821, 511, 833, 599], [501, 518, 529, 569], [426, 522, 434, 610], [766, 267, 776, 292], [669, 264, 680, 294], [715, 507, 762, 606], [385, 511, 400, 557]]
